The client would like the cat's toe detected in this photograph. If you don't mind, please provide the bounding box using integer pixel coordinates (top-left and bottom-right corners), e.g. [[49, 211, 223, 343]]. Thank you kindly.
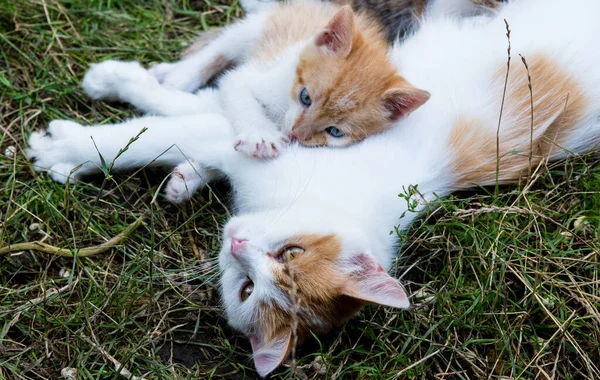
[[26, 122, 84, 182], [164, 163, 207, 204], [48, 163, 79, 184], [148, 62, 175, 84], [234, 132, 287, 159], [47, 120, 81, 138], [158, 62, 203, 93]]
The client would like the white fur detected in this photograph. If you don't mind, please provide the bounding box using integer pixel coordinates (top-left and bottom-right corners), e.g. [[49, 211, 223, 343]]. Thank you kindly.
[[26, 0, 600, 376]]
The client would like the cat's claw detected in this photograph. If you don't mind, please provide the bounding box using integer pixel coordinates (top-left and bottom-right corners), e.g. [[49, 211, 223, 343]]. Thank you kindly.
[[26, 120, 83, 183], [165, 161, 208, 204], [82, 60, 157, 101], [234, 131, 289, 159]]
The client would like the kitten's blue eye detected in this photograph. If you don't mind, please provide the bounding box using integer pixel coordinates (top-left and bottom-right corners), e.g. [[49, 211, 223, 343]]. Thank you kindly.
[[325, 126, 344, 138], [299, 88, 311, 107]]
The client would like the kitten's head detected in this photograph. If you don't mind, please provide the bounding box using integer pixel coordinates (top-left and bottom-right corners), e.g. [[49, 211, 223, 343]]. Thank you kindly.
[[218, 209, 409, 377], [287, 6, 430, 147]]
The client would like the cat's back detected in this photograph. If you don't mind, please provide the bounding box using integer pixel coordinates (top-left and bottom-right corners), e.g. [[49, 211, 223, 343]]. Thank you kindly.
[[254, 0, 383, 62]]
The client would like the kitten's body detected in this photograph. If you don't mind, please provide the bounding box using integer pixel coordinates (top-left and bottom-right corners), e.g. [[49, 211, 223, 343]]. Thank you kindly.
[[86, 0, 428, 159], [28, 0, 600, 376]]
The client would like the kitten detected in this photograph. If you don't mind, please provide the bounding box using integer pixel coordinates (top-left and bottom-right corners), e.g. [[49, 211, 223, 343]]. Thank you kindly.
[[143, 1, 430, 158], [28, 0, 600, 377]]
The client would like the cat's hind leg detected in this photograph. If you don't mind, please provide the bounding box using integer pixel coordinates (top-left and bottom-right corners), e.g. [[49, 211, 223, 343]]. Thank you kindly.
[[82, 60, 222, 116], [149, 10, 269, 92]]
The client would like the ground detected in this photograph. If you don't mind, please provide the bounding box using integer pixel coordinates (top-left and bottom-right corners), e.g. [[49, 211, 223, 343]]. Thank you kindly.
[[1, 1, 600, 379]]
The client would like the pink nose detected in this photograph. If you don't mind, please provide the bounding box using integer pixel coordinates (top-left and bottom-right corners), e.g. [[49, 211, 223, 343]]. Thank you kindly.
[[230, 237, 248, 256]]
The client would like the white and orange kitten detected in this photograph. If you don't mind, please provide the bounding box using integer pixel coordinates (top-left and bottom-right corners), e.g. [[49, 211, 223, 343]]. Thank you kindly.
[[27, 0, 600, 376], [82, 0, 429, 159]]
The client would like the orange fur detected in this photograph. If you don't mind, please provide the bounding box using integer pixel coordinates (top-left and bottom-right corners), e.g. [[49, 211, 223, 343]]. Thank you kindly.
[[450, 55, 588, 187], [256, 234, 363, 344], [255, 2, 429, 146]]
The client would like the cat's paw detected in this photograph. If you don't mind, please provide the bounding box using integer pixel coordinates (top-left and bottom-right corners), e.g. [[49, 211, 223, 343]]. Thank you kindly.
[[82, 60, 156, 101], [165, 162, 209, 204], [26, 120, 84, 183], [149, 61, 203, 93], [234, 130, 289, 159]]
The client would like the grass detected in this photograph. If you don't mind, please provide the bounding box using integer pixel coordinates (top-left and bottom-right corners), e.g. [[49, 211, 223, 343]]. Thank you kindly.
[[1, 0, 600, 379]]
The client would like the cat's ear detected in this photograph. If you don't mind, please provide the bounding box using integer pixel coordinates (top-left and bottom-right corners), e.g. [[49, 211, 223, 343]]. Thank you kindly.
[[315, 6, 355, 57], [342, 253, 410, 309], [249, 330, 292, 377], [383, 87, 431, 121]]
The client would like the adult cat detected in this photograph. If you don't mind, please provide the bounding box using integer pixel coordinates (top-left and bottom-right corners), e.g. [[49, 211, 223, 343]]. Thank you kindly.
[[27, 0, 600, 376]]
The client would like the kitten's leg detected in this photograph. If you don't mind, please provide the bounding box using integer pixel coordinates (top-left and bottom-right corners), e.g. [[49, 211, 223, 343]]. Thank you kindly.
[[26, 114, 235, 185], [82, 60, 222, 116], [149, 11, 269, 93], [219, 62, 292, 159]]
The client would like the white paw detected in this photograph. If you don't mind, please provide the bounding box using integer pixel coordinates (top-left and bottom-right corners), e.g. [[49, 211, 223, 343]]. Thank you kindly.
[[234, 130, 289, 159], [165, 161, 209, 204], [149, 61, 203, 93], [82, 60, 157, 101], [26, 120, 84, 183], [148, 62, 175, 83]]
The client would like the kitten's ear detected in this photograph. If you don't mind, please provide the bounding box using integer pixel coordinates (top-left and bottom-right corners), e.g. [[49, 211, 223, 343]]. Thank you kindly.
[[249, 330, 292, 377], [383, 87, 431, 121], [315, 6, 355, 57], [342, 253, 410, 309]]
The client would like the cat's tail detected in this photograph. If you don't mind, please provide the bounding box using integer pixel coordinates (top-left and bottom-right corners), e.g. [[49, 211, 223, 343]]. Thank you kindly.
[[26, 114, 235, 184]]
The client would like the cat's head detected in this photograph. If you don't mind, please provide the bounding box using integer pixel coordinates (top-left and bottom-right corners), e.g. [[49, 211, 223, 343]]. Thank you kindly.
[[218, 209, 410, 377], [286, 6, 430, 147]]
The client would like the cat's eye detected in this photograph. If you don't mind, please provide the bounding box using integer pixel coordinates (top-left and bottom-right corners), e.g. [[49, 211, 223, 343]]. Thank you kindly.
[[325, 126, 344, 138], [299, 88, 311, 107], [240, 279, 254, 302], [275, 246, 305, 263]]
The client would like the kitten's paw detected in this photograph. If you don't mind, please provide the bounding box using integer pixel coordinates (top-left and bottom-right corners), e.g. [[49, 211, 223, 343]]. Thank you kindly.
[[148, 62, 176, 83], [82, 60, 156, 101], [234, 130, 289, 159], [26, 120, 84, 183], [149, 61, 203, 93], [165, 162, 208, 204]]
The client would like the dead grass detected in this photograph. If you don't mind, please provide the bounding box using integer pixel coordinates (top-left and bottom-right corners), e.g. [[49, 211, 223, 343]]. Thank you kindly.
[[1, 0, 599, 379]]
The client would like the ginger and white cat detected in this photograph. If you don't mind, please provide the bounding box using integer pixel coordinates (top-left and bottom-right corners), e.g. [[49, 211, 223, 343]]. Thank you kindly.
[[27, 0, 600, 376], [84, 1, 430, 159]]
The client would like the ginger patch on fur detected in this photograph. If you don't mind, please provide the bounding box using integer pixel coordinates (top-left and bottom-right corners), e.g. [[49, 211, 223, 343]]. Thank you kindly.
[[450, 54, 588, 187]]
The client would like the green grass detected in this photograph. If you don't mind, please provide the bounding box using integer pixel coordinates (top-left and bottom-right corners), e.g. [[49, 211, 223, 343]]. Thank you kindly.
[[1, 1, 600, 379]]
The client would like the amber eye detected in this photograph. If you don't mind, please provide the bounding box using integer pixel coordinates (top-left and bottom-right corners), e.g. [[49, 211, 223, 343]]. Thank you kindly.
[[275, 246, 305, 263], [240, 279, 254, 302]]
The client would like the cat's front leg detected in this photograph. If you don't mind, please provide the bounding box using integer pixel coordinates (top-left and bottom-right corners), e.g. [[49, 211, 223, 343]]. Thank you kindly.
[[27, 114, 236, 184], [220, 68, 289, 159]]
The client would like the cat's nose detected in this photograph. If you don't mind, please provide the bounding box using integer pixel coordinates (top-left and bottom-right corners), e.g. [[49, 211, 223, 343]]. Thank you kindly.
[[230, 237, 248, 256], [291, 127, 307, 141]]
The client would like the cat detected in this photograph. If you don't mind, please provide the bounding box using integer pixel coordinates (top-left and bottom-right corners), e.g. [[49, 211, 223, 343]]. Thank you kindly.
[[84, 0, 431, 159], [183, 0, 505, 54], [26, 0, 600, 376]]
